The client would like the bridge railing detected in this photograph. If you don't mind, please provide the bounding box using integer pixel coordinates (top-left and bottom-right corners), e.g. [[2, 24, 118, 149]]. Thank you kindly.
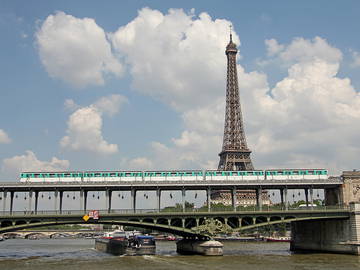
[[0, 205, 349, 217]]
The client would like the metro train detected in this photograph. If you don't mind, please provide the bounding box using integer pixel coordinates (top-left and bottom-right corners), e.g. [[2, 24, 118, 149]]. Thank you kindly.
[[19, 169, 328, 183]]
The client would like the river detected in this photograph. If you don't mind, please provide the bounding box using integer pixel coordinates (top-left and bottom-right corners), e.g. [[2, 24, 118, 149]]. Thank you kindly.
[[0, 239, 359, 270]]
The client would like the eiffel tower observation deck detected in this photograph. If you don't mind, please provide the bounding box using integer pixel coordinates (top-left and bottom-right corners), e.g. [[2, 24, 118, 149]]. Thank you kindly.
[[218, 32, 254, 171]]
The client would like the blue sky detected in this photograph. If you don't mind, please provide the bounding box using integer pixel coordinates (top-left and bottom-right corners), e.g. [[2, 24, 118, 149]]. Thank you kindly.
[[1, 0, 360, 181]]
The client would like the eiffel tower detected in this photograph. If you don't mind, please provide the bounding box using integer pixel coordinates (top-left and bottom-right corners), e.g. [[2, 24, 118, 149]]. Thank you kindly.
[[218, 32, 254, 171], [211, 32, 259, 207]]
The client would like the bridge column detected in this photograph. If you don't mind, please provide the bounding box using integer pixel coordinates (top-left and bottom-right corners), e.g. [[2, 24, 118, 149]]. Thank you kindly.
[[280, 188, 284, 210], [182, 189, 186, 212], [28, 191, 33, 213], [2, 191, 7, 212], [10, 191, 14, 214], [54, 191, 58, 213], [80, 190, 84, 213], [256, 188, 263, 211], [131, 189, 136, 213], [84, 191, 88, 212], [305, 188, 309, 207], [106, 190, 112, 213], [59, 191, 63, 214], [34, 191, 39, 214], [310, 188, 314, 210], [231, 188, 237, 211], [207, 187, 211, 212], [156, 189, 161, 212], [284, 188, 288, 210]]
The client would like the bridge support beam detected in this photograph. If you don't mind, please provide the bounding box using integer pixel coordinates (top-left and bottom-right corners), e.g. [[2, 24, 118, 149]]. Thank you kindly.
[[84, 191, 88, 212], [310, 188, 314, 210], [280, 188, 288, 210], [256, 188, 262, 211], [59, 191, 63, 214], [156, 189, 161, 212], [34, 191, 39, 214], [54, 191, 58, 213], [28, 191, 33, 213], [304, 188, 309, 207], [207, 187, 211, 212], [131, 189, 136, 213], [2, 191, 7, 212], [9, 191, 14, 214], [182, 189, 186, 212], [291, 202, 360, 255], [231, 188, 237, 211], [106, 190, 112, 213]]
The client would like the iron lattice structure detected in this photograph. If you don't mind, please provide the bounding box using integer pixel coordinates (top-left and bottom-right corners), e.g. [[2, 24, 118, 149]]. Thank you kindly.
[[218, 34, 254, 171]]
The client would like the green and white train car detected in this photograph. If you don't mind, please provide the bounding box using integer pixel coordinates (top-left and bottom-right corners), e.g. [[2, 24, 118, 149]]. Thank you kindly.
[[20, 169, 328, 182]]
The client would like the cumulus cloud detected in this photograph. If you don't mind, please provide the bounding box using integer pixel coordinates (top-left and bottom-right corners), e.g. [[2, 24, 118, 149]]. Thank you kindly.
[[127, 157, 154, 170], [0, 129, 11, 144], [36, 11, 123, 88], [60, 94, 127, 154], [2, 151, 69, 175], [114, 9, 360, 174], [351, 50, 360, 68], [34, 8, 360, 173], [111, 7, 237, 111], [246, 37, 360, 172], [267, 36, 342, 64]]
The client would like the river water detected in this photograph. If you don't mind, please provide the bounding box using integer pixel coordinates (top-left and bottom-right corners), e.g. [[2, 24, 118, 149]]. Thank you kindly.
[[0, 239, 359, 270]]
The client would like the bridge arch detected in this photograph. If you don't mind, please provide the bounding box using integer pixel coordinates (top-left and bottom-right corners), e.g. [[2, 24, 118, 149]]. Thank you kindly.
[[15, 220, 27, 226], [156, 218, 168, 225], [227, 217, 239, 228], [170, 218, 182, 227], [0, 220, 203, 238], [185, 218, 196, 229], [1, 220, 13, 227]]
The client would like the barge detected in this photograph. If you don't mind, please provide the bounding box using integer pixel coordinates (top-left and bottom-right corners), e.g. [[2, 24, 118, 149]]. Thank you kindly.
[[95, 231, 156, 256]]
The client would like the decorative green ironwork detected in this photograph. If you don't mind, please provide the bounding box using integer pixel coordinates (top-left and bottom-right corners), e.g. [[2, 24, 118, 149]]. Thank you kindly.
[[192, 218, 233, 237]]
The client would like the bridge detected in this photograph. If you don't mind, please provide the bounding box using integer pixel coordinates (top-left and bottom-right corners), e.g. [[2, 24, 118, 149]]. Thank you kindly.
[[0, 207, 350, 238], [0, 170, 359, 254], [0, 174, 343, 214]]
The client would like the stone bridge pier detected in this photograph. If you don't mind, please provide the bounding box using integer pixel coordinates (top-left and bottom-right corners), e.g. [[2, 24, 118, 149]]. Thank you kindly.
[[292, 171, 360, 255], [290, 202, 360, 255]]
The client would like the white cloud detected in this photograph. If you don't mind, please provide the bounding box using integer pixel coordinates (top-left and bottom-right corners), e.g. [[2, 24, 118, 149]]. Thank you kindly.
[[36, 11, 123, 88], [110, 8, 240, 169], [246, 38, 360, 173], [351, 50, 360, 68], [64, 99, 80, 112], [93, 94, 128, 116], [127, 157, 154, 170], [34, 9, 360, 174], [0, 129, 11, 144], [111, 7, 237, 111], [60, 95, 127, 154], [2, 151, 69, 175], [265, 39, 284, 56], [270, 36, 342, 64], [113, 9, 360, 174]]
